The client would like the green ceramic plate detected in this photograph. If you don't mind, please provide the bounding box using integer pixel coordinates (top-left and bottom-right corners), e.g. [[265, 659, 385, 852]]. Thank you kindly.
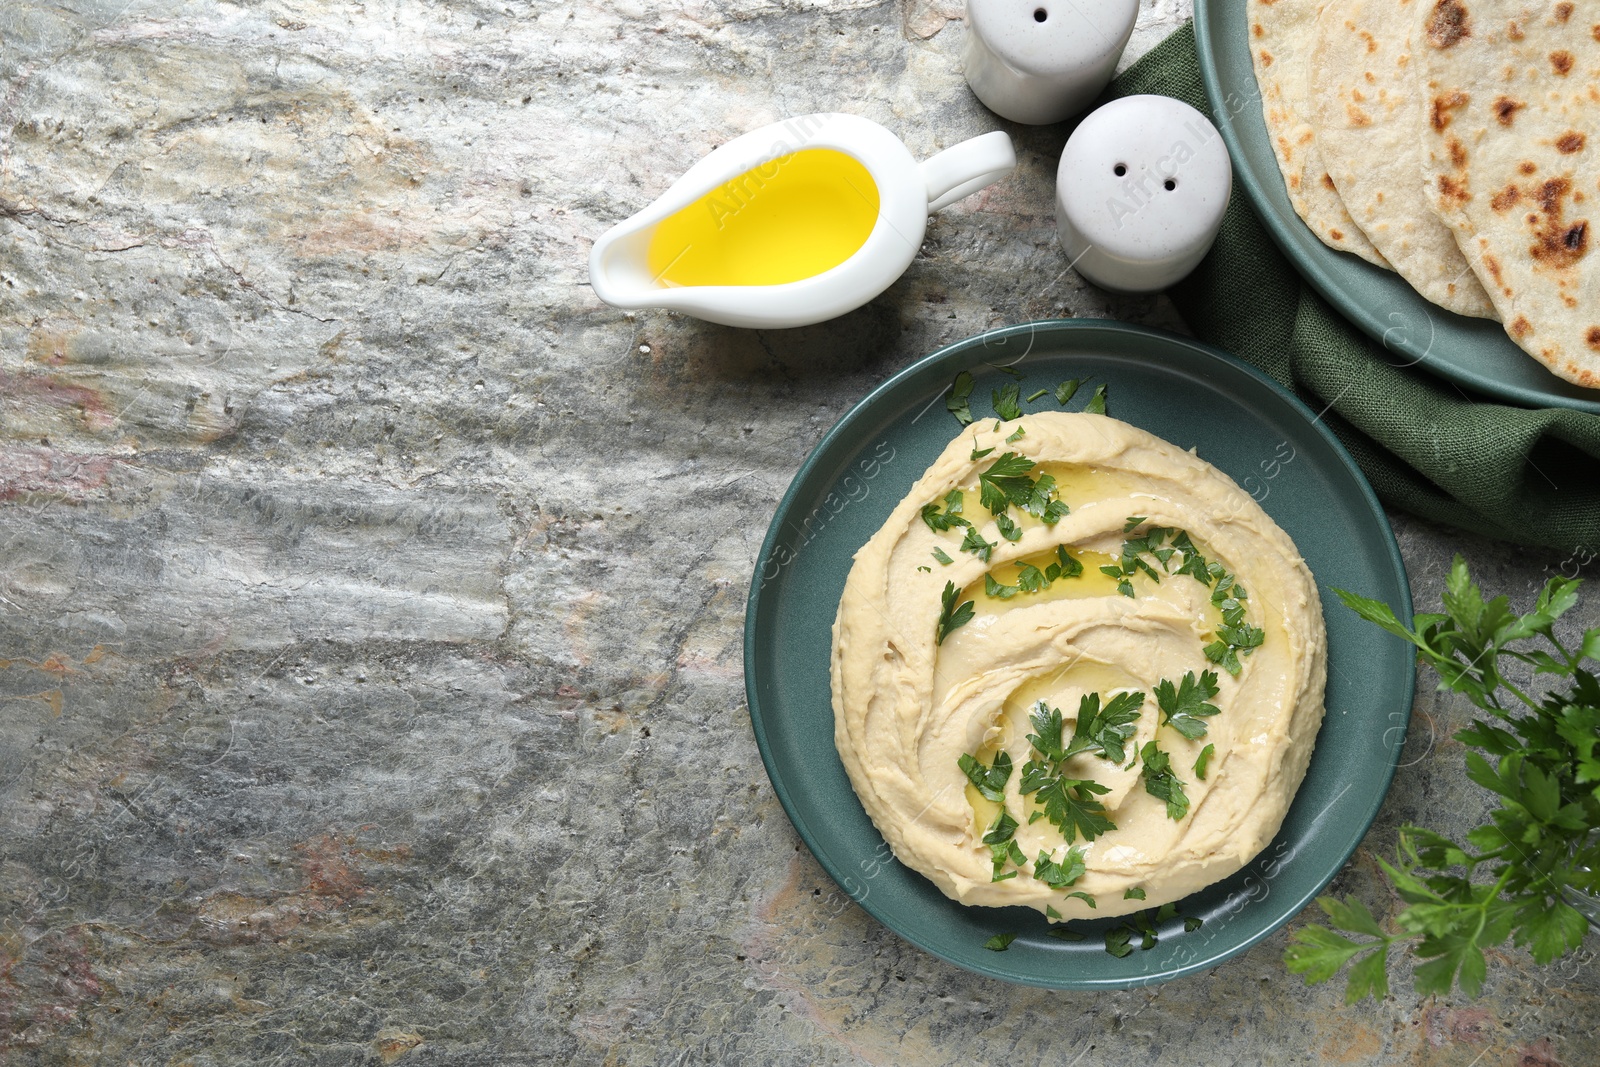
[[744, 320, 1414, 988], [1192, 0, 1600, 415]]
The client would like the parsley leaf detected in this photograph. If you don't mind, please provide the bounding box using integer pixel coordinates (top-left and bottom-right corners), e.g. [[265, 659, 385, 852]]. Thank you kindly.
[[1155, 670, 1222, 740], [982, 807, 1027, 881], [985, 573, 1019, 600], [1047, 925, 1085, 942], [1024, 772, 1115, 843], [1105, 927, 1134, 958], [977, 452, 1037, 515], [1026, 388, 1049, 402], [959, 526, 996, 563], [1125, 887, 1146, 900], [936, 581, 975, 644], [1066, 891, 1096, 908], [971, 444, 995, 460], [1084, 383, 1108, 415], [1034, 846, 1088, 890], [958, 750, 1013, 802], [1139, 740, 1191, 820], [1194, 743, 1215, 780], [1006, 425, 1026, 443], [946, 371, 975, 425], [994, 513, 1023, 542], [1016, 563, 1048, 593], [932, 547, 954, 566], [1063, 691, 1145, 765], [984, 931, 1018, 952], [993, 383, 1023, 421], [1054, 379, 1082, 405]]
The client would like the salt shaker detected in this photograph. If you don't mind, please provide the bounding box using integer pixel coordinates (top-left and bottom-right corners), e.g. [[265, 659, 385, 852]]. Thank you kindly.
[[962, 0, 1139, 125], [1055, 95, 1232, 293]]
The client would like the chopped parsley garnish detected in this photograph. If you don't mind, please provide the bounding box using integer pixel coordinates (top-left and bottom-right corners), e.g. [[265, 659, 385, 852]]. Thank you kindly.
[[982, 807, 1027, 881], [1026, 388, 1049, 402], [1101, 905, 1204, 957], [1020, 474, 1069, 524], [932, 547, 954, 566], [1047, 925, 1085, 941], [1055, 379, 1082, 405], [947, 371, 975, 426], [1016, 562, 1048, 593], [920, 492, 969, 532], [958, 750, 1013, 802], [1139, 739, 1191, 821], [936, 581, 976, 644], [1194, 743, 1215, 780], [960, 525, 996, 562], [1051, 545, 1084, 579], [977, 452, 1037, 515], [970, 444, 995, 460], [984, 931, 1018, 952], [1084, 383, 1108, 415], [982, 546, 1084, 602], [990, 363, 1023, 379], [1006, 425, 1026, 443], [1204, 569, 1266, 675], [1062, 691, 1145, 765], [1155, 670, 1222, 740], [1124, 887, 1146, 900], [994, 513, 1023, 542], [985, 573, 1019, 600], [1098, 524, 1264, 674], [993, 383, 1023, 421], [1034, 846, 1088, 890], [1020, 702, 1117, 842], [1045, 905, 1061, 919], [1066, 890, 1096, 908], [917, 565, 930, 573]]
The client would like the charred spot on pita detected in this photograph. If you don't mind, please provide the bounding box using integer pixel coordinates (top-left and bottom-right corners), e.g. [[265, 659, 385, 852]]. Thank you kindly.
[[1426, 0, 1471, 47]]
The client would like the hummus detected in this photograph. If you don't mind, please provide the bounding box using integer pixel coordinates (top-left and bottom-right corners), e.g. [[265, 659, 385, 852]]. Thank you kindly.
[[830, 411, 1326, 920]]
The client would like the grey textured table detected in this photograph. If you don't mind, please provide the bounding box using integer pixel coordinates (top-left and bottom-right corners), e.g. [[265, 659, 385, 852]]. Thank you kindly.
[[2, 1, 1596, 1064]]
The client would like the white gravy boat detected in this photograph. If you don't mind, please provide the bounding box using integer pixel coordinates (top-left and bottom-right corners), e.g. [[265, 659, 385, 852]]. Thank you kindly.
[[588, 113, 1015, 329]]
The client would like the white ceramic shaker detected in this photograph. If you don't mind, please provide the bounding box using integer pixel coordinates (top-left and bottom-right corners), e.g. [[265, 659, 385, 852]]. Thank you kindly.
[[962, 0, 1139, 125], [1054, 95, 1232, 293]]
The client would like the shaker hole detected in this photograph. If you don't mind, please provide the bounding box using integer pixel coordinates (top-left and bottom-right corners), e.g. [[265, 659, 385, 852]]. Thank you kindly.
[[1113, 163, 1127, 177], [1034, 7, 1048, 21], [1164, 178, 1177, 191]]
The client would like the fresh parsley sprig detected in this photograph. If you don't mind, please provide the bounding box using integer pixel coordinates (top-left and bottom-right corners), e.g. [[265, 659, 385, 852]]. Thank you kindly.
[[1020, 701, 1117, 842], [1285, 557, 1599, 1002], [936, 581, 975, 644], [1138, 740, 1191, 821], [1155, 670, 1222, 740]]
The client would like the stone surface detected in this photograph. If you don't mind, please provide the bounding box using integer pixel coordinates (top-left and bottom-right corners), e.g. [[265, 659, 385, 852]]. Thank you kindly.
[[1, 1, 1596, 1064]]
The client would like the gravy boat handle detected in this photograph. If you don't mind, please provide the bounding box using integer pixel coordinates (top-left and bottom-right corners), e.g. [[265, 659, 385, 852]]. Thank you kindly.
[[921, 131, 1016, 212]]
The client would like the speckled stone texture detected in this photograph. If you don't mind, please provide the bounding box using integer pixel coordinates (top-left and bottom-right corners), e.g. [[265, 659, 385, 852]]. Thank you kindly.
[[1, 1, 1596, 1064]]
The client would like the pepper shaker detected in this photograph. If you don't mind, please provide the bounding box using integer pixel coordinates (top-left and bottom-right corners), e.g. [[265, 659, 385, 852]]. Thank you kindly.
[[962, 0, 1139, 125], [1055, 95, 1232, 294]]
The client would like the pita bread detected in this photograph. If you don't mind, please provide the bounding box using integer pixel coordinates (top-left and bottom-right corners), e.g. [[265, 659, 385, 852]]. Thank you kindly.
[[1248, 0, 1391, 267], [1310, 0, 1498, 318], [1418, 0, 1600, 385]]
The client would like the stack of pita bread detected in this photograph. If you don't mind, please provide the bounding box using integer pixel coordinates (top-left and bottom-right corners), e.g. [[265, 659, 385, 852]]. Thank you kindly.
[[1248, 0, 1599, 388]]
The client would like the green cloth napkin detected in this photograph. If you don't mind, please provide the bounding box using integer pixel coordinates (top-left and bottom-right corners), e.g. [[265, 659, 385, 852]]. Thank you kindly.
[[1106, 23, 1600, 555]]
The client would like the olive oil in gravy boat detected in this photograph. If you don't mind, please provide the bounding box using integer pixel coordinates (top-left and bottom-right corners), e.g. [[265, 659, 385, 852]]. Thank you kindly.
[[588, 113, 1016, 329]]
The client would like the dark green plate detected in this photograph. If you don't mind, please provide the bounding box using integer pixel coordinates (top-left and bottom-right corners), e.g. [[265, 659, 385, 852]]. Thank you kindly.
[[1192, 0, 1600, 414], [744, 320, 1414, 988]]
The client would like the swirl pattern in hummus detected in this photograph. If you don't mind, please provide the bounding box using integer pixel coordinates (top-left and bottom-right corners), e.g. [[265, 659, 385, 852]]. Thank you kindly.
[[830, 412, 1328, 921]]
